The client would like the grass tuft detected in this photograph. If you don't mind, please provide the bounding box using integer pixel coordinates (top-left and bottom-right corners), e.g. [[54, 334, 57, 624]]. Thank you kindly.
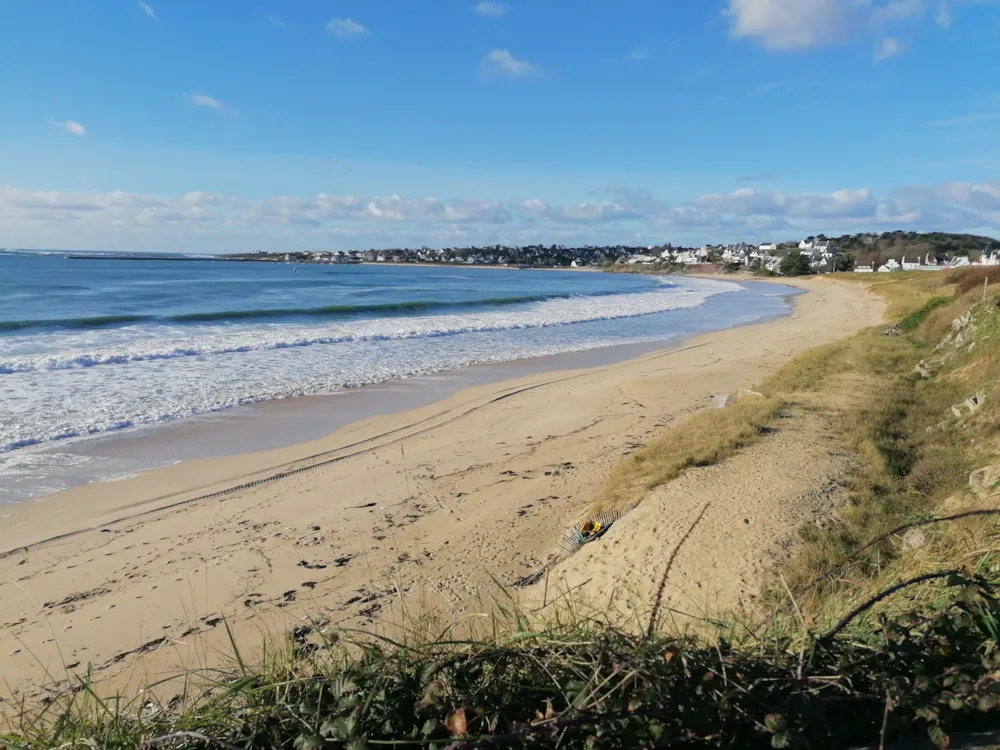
[[588, 395, 784, 516]]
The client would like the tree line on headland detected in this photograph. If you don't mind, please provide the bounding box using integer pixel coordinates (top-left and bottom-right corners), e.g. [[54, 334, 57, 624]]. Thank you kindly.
[[230, 231, 998, 274]]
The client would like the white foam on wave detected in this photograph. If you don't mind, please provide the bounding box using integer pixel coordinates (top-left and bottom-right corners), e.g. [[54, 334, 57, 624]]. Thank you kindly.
[[0, 278, 751, 456], [0, 279, 738, 374]]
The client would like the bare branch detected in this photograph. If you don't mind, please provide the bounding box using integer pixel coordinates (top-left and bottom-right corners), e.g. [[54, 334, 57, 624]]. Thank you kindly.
[[808, 510, 1000, 591], [646, 502, 711, 638], [819, 570, 967, 642]]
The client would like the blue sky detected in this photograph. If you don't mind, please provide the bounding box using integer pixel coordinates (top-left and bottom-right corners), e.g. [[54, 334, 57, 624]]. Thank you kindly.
[[1, 0, 998, 251]]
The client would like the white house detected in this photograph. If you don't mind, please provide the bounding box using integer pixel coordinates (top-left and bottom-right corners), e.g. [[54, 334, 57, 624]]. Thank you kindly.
[[799, 239, 832, 252], [902, 257, 922, 271], [948, 256, 971, 269], [877, 258, 901, 272], [979, 249, 1000, 267], [758, 243, 778, 252], [627, 254, 658, 265], [854, 264, 874, 273]]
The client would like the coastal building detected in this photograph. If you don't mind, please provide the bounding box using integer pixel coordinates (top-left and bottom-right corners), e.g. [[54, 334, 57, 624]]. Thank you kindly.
[[877, 259, 902, 272], [854, 264, 874, 273], [758, 242, 777, 252], [978, 248, 1000, 266], [627, 254, 658, 264], [902, 257, 922, 271]]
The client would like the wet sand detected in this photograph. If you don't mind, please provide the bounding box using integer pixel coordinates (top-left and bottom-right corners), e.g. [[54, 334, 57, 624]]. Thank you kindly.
[[0, 276, 883, 700]]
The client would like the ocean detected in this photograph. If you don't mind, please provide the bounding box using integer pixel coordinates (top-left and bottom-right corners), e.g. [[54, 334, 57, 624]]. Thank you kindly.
[[0, 251, 795, 502]]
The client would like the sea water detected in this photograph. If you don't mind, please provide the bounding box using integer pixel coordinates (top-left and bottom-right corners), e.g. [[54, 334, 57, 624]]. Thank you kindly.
[[0, 252, 794, 502]]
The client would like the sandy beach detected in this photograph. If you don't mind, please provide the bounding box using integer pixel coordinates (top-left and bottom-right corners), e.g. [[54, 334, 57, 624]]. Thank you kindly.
[[0, 275, 883, 701]]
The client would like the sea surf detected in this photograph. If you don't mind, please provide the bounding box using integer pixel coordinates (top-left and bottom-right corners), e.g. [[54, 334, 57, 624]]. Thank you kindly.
[[0, 253, 795, 502]]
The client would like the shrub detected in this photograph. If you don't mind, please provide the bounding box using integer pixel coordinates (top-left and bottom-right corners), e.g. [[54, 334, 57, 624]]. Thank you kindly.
[[946, 267, 1000, 295]]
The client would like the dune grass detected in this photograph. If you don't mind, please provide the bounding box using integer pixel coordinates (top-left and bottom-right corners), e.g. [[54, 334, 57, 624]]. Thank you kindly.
[[588, 395, 784, 517], [586, 267, 1000, 636], [3, 578, 1000, 750], [767, 270, 1000, 631]]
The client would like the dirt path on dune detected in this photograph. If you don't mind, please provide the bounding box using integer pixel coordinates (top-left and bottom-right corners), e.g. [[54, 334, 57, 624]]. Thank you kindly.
[[532, 388, 862, 631], [0, 277, 883, 700]]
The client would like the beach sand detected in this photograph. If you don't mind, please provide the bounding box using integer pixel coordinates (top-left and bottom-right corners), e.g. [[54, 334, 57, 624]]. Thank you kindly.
[[0, 276, 883, 701]]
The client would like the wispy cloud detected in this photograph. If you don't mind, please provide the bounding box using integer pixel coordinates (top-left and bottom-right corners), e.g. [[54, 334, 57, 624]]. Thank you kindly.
[[326, 18, 371, 38], [747, 81, 783, 96], [474, 1, 509, 17], [51, 119, 86, 136], [5, 180, 1000, 251], [480, 49, 542, 79], [871, 0, 924, 24], [935, 0, 953, 26], [931, 112, 1000, 126], [875, 36, 903, 61], [188, 94, 238, 115], [626, 48, 651, 61], [137, 1, 159, 22], [266, 15, 289, 30]]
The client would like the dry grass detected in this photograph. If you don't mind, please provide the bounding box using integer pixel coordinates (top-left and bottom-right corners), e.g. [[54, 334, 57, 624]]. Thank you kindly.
[[586, 269, 1000, 633], [833, 270, 955, 322], [588, 395, 784, 516], [772, 278, 1000, 629], [946, 266, 1000, 295]]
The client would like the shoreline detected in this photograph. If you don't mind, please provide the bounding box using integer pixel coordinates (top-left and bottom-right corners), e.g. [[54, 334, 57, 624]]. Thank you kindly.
[[0, 276, 884, 697], [0, 283, 796, 551], [0, 275, 783, 506]]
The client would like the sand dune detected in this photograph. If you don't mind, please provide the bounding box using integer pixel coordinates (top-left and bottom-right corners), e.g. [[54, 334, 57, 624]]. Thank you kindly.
[[0, 276, 883, 700]]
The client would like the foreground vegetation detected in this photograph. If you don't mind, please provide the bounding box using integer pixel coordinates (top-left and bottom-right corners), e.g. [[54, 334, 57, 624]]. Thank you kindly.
[[5, 269, 1000, 749], [4, 587, 999, 749]]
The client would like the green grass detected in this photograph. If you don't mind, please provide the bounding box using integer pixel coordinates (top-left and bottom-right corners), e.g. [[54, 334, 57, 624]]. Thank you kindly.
[[3, 582, 1000, 749], [898, 295, 956, 333]]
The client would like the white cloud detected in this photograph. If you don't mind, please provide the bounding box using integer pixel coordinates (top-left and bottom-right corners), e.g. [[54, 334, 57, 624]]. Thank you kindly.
[[727, 0, 861, 50], [137, 1, 159, 22], [480, 49, 542, 79], [626, 49, 651, 61], [188, 94, 238, 115], [326, 18, 371, 38], [51, 120, 86, 136], [473, 1, 509, 17], [729, 0, 980, 55], [875, 36, 904, 60], [2, 182, 999, 252]]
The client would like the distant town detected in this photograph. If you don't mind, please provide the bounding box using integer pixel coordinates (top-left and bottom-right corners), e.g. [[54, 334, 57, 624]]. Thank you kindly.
[[231, 230, 1000, 276], [6, 230, 998, 277]]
